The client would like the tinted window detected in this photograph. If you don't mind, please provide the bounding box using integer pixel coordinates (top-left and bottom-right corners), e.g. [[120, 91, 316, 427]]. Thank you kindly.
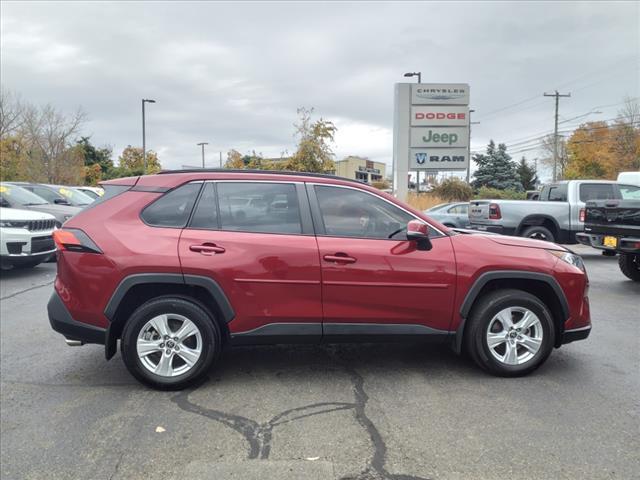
[[0, 184, 48, 206], [315, 185, 414, 239], [579, 184, 615, 202], [142, 182, 201, 227], [619, 184, 640, 200], [190, 183, 219, 229], [32, 187, 62, 203], [217, 182, 301, 234], [547, 184, 567, 202]]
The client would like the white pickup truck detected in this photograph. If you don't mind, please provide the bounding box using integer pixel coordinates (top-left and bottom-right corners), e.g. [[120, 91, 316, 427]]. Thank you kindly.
[[0, 207, 57, 269], [468, 180, 640, 244]]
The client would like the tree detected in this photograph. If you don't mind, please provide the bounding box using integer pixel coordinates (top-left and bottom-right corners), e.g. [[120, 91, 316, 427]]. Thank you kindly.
[[472, 140, 522, 190], [117, 145, 161, 175], [565, 122, 614, 179], [516, 156, 538, 190], [0, 88, 24, 140], [539, 133, 568, 180], [609, 96, 640, 173], [284, 108, 336, 173], [0, 136, 32, 181], [225, 149, 245, 169], [21, 103, 86, 183]]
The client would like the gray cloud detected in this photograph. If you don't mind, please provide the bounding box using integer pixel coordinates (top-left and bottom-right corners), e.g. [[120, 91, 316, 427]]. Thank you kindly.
[[1, 1, 638, 178]]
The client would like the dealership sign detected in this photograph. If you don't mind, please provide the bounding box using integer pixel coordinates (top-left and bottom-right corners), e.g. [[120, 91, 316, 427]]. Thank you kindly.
[[393, 82, 470, 200], [410, 127, 468, 148]]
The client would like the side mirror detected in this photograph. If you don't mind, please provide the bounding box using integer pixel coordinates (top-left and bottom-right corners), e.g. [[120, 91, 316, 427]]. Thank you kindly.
[[406, 220, 432, 251], [54, 198, 70, 205]]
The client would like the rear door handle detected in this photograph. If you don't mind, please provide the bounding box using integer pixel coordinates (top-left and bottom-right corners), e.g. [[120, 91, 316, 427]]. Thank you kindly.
[[189, 243, 225, 255], [323, 253, 357, 264]]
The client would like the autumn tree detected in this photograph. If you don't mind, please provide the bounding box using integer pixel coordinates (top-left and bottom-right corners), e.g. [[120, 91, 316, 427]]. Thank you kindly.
[[117, 145, 161, 175], [472, 140, 522, 190], [609, 96, 640, 173], [565, 122, 614, 179], [0, 136, 32, 181], [225, 149, 245, 169], [285, 108, 336, 173], [539, 133, 568, 180], [0, 88, 24, 140], [75, 137, 113, 184]]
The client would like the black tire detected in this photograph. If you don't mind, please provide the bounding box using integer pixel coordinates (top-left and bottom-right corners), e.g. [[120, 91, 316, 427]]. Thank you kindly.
[[464, 289, 556, 377], [121, 296, 221, 390], [618, 253, 640, 281], [522, 225, 555, 242]]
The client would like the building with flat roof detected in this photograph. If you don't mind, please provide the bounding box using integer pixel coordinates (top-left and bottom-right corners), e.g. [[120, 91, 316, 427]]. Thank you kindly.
[[335, 156, 386, 184]]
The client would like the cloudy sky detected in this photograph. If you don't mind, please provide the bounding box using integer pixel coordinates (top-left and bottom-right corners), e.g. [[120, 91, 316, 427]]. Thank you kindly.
[[1, 1, 638, 180]]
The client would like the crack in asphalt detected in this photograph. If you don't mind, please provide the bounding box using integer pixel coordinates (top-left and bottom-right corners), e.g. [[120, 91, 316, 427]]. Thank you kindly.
[[0, 280, 54, 301], [170, 349, 431, 480]]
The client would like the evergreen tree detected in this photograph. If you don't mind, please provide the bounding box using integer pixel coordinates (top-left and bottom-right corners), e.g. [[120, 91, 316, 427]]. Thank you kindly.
[[517, 156, 538, 190], [472, 140, 522, 191]]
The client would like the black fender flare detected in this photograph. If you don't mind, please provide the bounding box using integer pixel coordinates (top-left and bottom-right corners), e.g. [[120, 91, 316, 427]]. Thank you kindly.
[[516, 214, 561, 238], [453, 270, 570, 354], [103, 273, 235, 359]]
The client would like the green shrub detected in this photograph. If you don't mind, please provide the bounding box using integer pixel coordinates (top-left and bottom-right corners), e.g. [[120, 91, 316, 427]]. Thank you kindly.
[[475, 186, 526, 200], [431, 178, 474, 202]]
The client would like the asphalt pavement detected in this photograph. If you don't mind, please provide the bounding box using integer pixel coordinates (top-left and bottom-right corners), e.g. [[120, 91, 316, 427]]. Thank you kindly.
[[1, 245, 639, 480]]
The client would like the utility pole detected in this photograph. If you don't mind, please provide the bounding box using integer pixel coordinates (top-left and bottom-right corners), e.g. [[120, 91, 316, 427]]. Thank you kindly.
[[197, 142, 209, 168], [141, 99, 156, 173], [219, 151, 223, 168], [543, 90, 570, 181]]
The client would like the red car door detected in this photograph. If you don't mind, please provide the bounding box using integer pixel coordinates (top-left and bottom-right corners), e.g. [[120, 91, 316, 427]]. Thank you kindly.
[[308, 184, 456, 337], [178, 181, 322, 343]]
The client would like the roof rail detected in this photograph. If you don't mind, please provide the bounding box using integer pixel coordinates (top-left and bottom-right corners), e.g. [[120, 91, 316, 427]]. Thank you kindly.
[[157, 168, 363, 184]]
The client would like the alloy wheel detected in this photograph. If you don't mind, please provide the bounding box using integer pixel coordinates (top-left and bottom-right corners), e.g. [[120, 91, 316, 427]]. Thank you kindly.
[[486, 307, 543, 366]]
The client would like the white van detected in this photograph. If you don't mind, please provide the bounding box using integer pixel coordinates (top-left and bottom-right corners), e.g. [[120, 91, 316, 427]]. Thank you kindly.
[[617, 171, 640, 187]]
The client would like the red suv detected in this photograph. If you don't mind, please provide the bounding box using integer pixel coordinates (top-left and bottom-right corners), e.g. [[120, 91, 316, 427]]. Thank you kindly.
[[48, 171, 591, 389]]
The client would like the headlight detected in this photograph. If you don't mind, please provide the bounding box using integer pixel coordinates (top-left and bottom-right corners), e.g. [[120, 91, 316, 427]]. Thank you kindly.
[[0, 221, 28, 229], [549, 250, 585, 272]]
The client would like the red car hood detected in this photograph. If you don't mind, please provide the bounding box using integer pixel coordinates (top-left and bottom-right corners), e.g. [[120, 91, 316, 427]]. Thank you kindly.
[[486, 235, 566, 251]]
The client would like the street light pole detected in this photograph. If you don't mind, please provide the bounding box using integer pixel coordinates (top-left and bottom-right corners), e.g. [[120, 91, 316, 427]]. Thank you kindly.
[[403, 72, 422, 191], [142, 99, 156, 173], [197, 142, 209, 169]]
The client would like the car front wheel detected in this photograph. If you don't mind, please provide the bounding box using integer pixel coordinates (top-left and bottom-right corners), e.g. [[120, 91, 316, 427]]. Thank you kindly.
[[121, 296, 221, 390], [465, 289, 555, 377], [618, 253, 640, 281]]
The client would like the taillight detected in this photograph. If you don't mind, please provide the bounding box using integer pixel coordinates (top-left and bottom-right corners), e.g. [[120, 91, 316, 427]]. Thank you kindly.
[[579, 208, 585, 222], [53, 228, 102, 254], [489, 203, 502, 220]]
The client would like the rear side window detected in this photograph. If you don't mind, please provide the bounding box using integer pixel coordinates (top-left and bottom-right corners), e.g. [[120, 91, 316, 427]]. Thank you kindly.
[[190, 183, 219, 229], [142, 182, 201, 227], [217, 182, 301, 234], [619, 184, 640, 200], [448, 204, 468, 215], [547, 184, 567, 202], [579, 184, 615, 202]]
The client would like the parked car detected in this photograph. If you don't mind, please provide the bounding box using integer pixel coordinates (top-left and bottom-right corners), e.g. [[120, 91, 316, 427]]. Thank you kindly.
[[9, 182, 94, 207], [0, 207, 56, 270], [75, 186, 104, 199], [617, 171, 640, 187], [49, 170, 591, 389], [469, 180, 636, 244], [0, 183, 81, 227], [424, 202, 470, 228], [576, 186, 640, 281]]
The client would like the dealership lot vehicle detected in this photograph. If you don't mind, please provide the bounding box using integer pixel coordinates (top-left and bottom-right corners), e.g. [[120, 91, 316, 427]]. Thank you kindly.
[[424, 202, 470, 228], [0, 183, 80, 226], [48, 170, 590, 389], [75, 186, 104, 199], [1, 248, 638, 480], [469, 180, 640, 243], [0, 207, 56, 270], [8, 182, 94, 207]]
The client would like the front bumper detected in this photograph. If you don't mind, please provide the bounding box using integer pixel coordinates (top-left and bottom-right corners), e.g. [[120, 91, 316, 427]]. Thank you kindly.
[[561, 325, 591, 345], [48, 291, 106, 345]]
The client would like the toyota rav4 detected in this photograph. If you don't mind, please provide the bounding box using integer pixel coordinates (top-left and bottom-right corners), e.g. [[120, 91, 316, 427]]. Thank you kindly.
[[48, 170, 591, 389]]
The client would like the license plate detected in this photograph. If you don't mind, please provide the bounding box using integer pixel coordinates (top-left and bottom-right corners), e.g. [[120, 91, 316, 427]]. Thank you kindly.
[[603, 236, 617, 248]]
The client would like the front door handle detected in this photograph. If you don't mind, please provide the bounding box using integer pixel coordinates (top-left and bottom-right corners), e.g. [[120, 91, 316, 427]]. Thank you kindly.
[[323, 253, 357, 264], [189, 243, 225, 255]]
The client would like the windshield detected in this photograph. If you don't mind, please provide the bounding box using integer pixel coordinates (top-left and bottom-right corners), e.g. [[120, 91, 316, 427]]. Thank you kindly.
[[56, 186, 94, 206], [0, 184, 49, 206]]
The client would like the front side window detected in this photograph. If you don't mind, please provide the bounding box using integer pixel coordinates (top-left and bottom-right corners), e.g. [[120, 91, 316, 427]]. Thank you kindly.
[[448, 204, 468, 215], [619, 184, 640, 200], [217, 182, 301, 234], [314, 185, 414, 239], [141, 182, 202, 227], [32, 187, 62, 203], [579, 184, 615, 202]]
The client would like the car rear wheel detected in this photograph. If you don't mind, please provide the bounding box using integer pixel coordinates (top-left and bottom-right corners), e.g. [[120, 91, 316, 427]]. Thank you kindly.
[[121, 296, 221, 390], [522, 225, 555, 242], [618, 253, 640, 281], [465, 289, 555, 377]]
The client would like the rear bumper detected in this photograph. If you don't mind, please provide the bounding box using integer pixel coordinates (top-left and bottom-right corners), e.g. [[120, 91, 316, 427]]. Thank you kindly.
[[576, 232, 640, 254], [561, 325, 591, 345], [48, 291, 106, 345]]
